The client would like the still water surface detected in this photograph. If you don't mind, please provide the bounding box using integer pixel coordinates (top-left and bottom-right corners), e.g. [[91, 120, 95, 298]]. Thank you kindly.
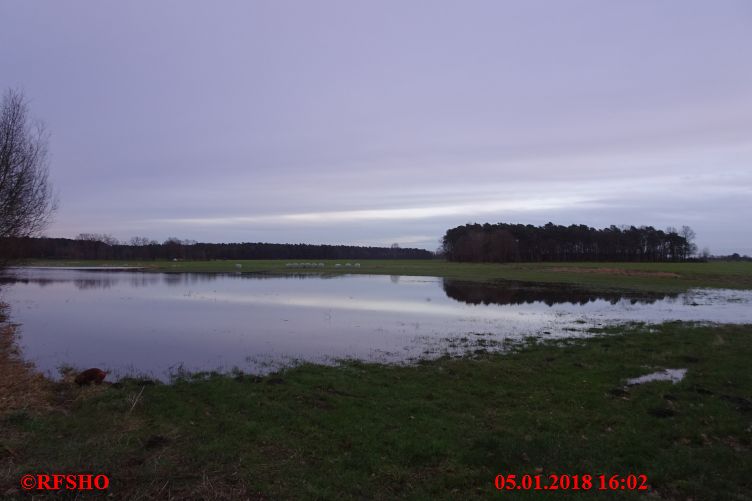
[[1, 268, 751, 380]]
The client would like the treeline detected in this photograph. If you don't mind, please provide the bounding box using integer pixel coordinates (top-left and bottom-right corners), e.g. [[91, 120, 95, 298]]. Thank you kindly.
[[442, 222, 697, 262], [1, 236, 433, 261], [709, 253, 752, 262]]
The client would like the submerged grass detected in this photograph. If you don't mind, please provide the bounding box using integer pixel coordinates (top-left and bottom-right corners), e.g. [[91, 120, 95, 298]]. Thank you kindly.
[[2, 322, 751, 499], [20, 259, 752, 292]]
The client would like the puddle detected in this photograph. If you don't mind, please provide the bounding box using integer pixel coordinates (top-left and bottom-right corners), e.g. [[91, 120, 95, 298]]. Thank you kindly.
[[626, 368, 688, 386]]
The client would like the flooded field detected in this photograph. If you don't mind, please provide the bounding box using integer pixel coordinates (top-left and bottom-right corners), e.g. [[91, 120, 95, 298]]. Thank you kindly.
[[2, 268, 751, 380]]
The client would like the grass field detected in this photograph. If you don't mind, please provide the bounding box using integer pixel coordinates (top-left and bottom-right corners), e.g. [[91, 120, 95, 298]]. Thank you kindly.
[[19, 259, 752, 292], [2, 322, 751, 499]]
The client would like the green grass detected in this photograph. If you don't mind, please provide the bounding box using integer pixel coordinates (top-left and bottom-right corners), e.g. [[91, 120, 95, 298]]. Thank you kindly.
[[19, 259, 752, 292], [3, 322, 751, 499]]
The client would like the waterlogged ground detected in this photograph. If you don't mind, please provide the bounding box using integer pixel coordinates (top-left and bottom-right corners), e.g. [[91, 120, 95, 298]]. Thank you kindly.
[[2, 268, 752, 380]]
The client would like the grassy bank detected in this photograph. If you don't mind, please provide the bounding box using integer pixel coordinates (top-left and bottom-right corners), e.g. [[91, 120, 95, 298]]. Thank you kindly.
[[2, 322, 751, 499], [18, 259, 752, 292]]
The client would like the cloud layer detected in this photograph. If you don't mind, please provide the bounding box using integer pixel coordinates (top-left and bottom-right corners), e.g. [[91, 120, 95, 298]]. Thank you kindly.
[[2, 1, 750, 254]]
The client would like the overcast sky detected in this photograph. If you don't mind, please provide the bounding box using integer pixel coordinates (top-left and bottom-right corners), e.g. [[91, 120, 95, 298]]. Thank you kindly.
[[2, 1, 750, 254]]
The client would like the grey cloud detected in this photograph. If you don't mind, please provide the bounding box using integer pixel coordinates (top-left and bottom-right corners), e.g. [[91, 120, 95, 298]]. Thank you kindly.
[[1, 1, 750, 254]]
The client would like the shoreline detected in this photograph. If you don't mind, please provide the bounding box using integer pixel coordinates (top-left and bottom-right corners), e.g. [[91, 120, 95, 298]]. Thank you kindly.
[[8, 259, 752, 293]]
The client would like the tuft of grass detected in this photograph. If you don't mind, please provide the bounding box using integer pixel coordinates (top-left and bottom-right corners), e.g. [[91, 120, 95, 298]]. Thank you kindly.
[[2, 322, 751, 499], [0, 320, 56, 417]]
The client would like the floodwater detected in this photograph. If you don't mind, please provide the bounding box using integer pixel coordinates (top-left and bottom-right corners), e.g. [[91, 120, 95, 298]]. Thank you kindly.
[[626, 368, 687, 386], [1, 268, 751, 381]]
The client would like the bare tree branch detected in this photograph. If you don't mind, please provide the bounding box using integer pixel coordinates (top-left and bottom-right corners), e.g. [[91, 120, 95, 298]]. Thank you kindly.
[[0, 89, 57, 244]]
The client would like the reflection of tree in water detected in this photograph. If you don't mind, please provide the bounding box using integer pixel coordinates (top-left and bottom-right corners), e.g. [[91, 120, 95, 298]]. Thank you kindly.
[[162, 273, 185, 287], [2, 276, 120, 290], [160, 272, 332, 286], [3, 276, 120, 289], [0, 270, 334, 291], [129, 275, 162, 288], [0, 277, 60, 288], [74, 279, 117, 290], [442, 279, 674, 306], [4, 274, 126, 290], [228, 273, 339, 281]]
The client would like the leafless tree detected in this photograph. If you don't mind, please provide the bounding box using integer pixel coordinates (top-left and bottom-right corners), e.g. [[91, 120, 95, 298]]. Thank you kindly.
[[0, 89, 57, 240], [680, 225, 697, 257], [76, 233, 119, 245], [129, 236, 152, 246]]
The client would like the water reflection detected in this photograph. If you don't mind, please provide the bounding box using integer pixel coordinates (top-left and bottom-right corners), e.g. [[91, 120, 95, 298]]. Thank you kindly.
[[0, 268, 750, 381], [0, 268, 335, 291], [442, 279, 676, 306]]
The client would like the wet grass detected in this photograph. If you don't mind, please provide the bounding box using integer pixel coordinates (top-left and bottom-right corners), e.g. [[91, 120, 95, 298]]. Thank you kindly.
[[18, 259, 752, 292], [2, 322, 751, 499]]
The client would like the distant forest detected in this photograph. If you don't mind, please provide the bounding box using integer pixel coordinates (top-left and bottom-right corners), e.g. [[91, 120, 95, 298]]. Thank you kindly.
[[1, 236, 433, 261], [442, 223, 698, 262]]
